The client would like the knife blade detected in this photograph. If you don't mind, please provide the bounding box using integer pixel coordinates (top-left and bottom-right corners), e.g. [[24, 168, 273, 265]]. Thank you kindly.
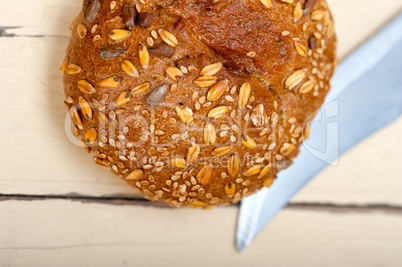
[[237, 13, 402, 252]]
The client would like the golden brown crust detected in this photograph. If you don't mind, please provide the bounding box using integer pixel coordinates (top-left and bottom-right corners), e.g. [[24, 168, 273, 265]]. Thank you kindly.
[[62, 0, 337, 208]]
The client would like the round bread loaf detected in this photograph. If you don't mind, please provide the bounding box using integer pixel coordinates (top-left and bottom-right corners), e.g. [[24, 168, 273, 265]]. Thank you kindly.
[[62, 0, 337, 208]]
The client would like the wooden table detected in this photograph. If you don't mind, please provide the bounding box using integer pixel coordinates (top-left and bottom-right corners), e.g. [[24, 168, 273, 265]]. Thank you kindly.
[[1, 1, 401, 266]]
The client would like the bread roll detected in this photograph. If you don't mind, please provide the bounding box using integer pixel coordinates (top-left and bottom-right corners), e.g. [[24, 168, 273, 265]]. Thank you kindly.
[[62, 0, 337, 208]]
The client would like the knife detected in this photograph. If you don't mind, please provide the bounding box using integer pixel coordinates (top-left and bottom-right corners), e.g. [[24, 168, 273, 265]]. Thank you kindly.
[[237, 13, 402, 252]]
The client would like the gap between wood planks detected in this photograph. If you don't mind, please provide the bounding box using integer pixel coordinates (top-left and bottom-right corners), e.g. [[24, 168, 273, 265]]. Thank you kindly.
[[0, 26, 68, 38], [1, 193, 402, 214]]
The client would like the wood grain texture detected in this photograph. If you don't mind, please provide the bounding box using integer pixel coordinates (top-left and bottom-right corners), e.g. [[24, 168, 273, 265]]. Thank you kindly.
[[1, 200, 402, 267]]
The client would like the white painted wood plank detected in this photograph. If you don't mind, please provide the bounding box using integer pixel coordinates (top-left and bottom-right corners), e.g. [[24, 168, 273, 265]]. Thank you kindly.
[[1, 200, 401, 267], [292, 117, 402, 205], [0, 0, 401, 204], [328, 0, 402, 60]]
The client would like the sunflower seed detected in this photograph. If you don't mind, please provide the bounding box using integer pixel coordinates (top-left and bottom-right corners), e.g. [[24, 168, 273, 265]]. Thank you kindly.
[[121, 60, 139, 77], [211, 146, 231, 157], [225, 182, 236, 197], [136, 12, 154, 28], [200, 63, 222, 76], [108, 29, 130, 41], [139, 44, 149, 69], [78, 80, 96, 94], [303, 0, 317, 15], [285, 69, 305, 89], [148, 44, 175, 57], [99, 76, 122, 88], [78, 97, 92, 120], [244, 165, 262, 176], [176, 106, 194, 124], [207, 80, 228, 101], [196, 165, 213, 185], [295, 42, 307, 56], [127, 169, 144, 180], [165, 66, 184, 81], [158, 29, 179, 47], [146, 84, 168, 106], [77, 24, 87, 38], [227, 155, 240, 175], [67, 64, 81, 74], [85, 128, 97, 143], [299, 80, 315, 94], [121, 3, 136, 30], [83, 0, 100, 23], [186, 144, 200, 164], [70, 106, 82, 127], [170, 157, 186, 168], [238, 82, 251, 107], [194, 76, 218, 87], [99, 45, 126, 59], [116, 91, 131, 106], [204, 123, 216, 145], [208, 106, 229, 119], [242, 135, 257, 149]]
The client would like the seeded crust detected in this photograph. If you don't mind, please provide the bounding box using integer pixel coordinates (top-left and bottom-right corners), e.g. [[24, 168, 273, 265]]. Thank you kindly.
[[62, 0, 337, 208]]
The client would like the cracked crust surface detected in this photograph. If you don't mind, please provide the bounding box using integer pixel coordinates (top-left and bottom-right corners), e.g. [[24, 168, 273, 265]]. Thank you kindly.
[[62, 0, 337, 208]]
